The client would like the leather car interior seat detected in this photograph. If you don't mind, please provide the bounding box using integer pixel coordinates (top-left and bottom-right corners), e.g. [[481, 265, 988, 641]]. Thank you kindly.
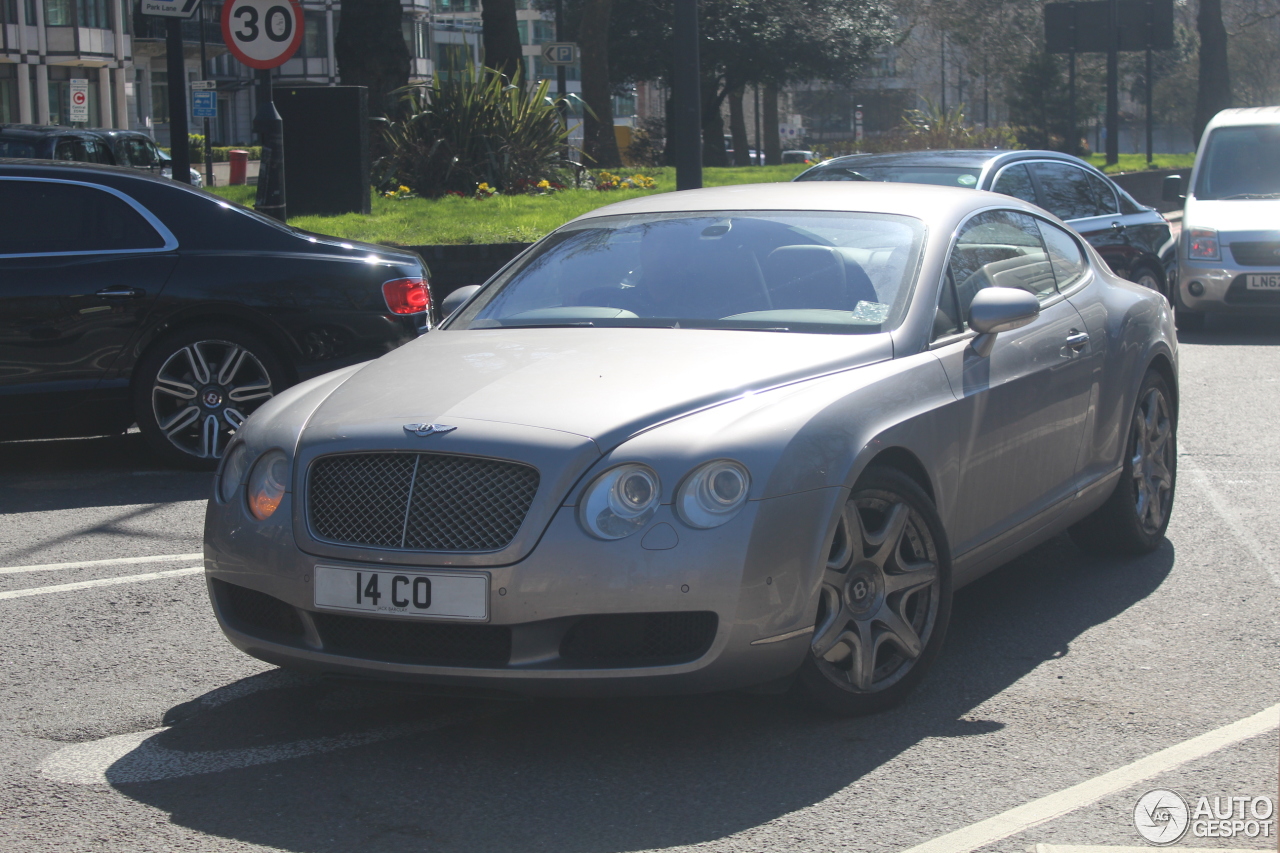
[[763, 245, 877, 310]]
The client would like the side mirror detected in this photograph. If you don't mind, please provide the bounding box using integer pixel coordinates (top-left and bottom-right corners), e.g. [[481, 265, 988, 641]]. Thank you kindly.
[[1162, 174, 1185, 203], [968, 288, 1040, 357], [439, 284, 481, 321]]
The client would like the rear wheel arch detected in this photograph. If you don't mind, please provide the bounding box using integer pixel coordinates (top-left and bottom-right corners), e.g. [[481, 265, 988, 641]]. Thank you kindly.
[[1146, 351, 1178, 420], [131, 311, 299, 391]]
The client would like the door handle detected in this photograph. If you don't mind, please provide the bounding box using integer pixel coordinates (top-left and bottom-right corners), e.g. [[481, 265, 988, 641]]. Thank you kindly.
[[1065, 330, 1090, 350], [95, 286, 145, 298], [1110, 221, 1127, 235]]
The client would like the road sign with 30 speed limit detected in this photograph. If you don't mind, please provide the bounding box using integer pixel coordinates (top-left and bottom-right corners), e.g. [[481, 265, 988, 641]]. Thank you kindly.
[[221, 0, 303, 70]]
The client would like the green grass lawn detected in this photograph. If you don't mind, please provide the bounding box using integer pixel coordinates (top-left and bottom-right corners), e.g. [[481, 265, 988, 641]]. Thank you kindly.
[[206, 164, 809, 246], [1085, 153, 1195, 173]]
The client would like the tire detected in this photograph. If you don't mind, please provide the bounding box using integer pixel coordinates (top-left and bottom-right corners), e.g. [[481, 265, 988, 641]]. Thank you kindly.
[[1069, 370, 1176, 556], [133, 324, 289, 469], [794, 466, 953, 716], [1129, 263, 1166, 302]]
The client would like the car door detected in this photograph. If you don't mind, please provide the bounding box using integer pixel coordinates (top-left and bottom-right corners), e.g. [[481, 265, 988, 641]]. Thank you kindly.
[[1027, 160, 1138, 280], [929, 209, 1095, 558], [0, 176, 178, 434]]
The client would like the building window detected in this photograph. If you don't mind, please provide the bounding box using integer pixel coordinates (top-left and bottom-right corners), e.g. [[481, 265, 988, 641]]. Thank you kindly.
[[433, 0, 478, 11], [81, 0, 110, 29], [151, 69, 169, 124], [302, 12, 327, 58], [45, 0, 72, 26], [532, 19, 553, 44], [0, 65, 17, 124], [434, 42, 471, 80], [532, 55, 577, 82]]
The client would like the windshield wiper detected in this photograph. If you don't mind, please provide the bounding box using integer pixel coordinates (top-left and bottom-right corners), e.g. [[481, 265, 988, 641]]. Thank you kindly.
[[1218, 192, 1280, 200]]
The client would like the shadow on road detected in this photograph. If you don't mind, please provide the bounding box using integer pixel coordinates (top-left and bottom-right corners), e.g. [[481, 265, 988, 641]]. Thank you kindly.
[[109, 535, 1176, 853], [0, 433, 211, 514], [1177, 314, 1280, 345]]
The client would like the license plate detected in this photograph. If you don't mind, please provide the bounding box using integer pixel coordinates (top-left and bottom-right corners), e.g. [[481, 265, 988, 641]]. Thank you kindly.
[[1246, 274, 1280, 290], [314, 566, 488, 620]]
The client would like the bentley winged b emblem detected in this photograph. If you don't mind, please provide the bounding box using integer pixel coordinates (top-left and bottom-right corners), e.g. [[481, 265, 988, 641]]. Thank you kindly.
[[403, 423, 457, 436]]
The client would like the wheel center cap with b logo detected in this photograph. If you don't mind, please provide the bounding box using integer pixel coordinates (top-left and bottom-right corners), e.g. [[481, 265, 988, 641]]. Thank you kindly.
[[845, 563, 883, 616], [202, 388, 223, 409]]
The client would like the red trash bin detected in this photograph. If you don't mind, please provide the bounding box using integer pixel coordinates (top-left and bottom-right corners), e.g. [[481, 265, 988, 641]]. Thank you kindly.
[[228, 149, 248, 186]]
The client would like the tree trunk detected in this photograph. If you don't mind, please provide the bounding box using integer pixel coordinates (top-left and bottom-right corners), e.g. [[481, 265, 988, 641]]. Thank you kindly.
[[334, 0, 411, 118], [580, 0, 621, 167], [701, 76, 728, 167], [763, 81, 781, 165], [1194, 0, 1231, 144], [728, 86, 751, 165], [481, 0, 523, 81]]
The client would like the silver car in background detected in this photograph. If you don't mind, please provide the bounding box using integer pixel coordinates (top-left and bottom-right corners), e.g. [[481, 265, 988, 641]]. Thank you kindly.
[[204, 183, 1178, 715], [1167, 106, 1280, 331]]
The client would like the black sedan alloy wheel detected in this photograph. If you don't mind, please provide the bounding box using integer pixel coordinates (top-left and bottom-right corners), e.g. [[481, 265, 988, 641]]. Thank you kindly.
[[135, 326, 285, 467], [797, 467, 953, 715]]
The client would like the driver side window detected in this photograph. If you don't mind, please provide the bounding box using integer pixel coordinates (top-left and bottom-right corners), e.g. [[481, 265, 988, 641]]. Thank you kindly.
[[934, 210, 1057, 339]]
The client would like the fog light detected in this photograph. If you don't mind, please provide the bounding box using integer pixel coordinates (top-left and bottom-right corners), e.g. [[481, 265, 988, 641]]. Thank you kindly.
[[1188, 281, 1205, 297]]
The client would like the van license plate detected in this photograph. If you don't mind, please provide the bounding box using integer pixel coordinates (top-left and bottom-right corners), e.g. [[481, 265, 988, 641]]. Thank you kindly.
[[1246, 274, 1280, 290]]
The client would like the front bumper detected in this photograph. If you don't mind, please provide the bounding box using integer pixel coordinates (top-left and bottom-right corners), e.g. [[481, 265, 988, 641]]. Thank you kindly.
[[204, 486, 843, 696], [1176, 258, 1280, 315]]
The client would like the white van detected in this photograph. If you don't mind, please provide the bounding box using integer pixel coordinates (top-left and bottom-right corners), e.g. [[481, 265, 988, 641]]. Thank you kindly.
[[1166, 106, 1280, 330]]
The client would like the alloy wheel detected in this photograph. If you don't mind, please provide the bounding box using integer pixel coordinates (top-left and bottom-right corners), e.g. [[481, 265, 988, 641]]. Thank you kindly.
[[151, 339, 274, 460], [810, 490, 941, 693], [1129, 385, 1174, 536]]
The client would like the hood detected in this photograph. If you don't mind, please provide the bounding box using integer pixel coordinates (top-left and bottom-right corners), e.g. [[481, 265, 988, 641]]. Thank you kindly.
[[303, 328, 891, 451], [1185, 197, 1280, 238]]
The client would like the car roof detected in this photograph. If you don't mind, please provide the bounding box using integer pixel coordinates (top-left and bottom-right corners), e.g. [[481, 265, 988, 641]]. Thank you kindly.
[[568, 180, 1035, 224], [0, 157, 178, 185], [0, 124, 100, 140], [1203, 105, 1280, 130], [809, 149, 1091, 171]]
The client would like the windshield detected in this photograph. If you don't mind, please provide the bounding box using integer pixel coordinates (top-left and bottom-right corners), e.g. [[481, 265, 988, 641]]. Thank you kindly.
[[796, 164, 982, 189], [450, 210, 926, 335], [1194, 125, 1280, 200], [0, 140, 37, 159]]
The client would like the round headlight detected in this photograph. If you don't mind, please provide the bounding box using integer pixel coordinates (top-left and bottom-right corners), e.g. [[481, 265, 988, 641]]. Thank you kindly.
[[676, 460, 750, 529], [578, 464, 661, 540], [246, 450, 289, 520], [218, 443, 251, 503]]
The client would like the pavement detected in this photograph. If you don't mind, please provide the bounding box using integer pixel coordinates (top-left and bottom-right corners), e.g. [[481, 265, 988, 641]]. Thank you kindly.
[[0, 315, 1276, 852]]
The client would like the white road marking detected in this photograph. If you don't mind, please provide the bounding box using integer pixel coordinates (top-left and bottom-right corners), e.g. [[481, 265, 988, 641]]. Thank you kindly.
[[1182, 466, 1280, 588], [897, 703, 1280, 853], [1034, 840, 1274, 845], [0, 567, 202, 600], [0, 552, 203, 576], [41, 714, 477, 786]]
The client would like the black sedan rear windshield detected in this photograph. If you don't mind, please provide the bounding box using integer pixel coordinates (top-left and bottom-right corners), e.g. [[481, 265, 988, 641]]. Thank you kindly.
[[450, 210, 926, 335], [797, 164, 981, 189]]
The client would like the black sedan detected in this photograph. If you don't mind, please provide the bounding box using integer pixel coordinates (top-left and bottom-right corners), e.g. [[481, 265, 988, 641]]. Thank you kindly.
[[795, 150, 1177, 299], [0, 160, 432, 467]]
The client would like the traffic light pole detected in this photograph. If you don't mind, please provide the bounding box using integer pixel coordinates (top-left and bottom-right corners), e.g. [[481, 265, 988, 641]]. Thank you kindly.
[[254, 68, 286, 221], [672, 0, 701, 190], [165, 17, 192, 184]]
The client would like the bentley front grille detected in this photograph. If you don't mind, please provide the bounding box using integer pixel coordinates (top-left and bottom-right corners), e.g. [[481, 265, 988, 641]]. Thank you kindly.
[[308, 452, 540, 552]]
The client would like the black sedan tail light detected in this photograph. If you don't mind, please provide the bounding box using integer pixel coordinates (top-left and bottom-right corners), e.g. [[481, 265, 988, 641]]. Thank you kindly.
[[382, 277, 431, 315]]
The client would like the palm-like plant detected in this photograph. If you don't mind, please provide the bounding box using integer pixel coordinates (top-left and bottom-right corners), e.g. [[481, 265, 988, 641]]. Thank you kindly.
[[378, 67, 575, 196]]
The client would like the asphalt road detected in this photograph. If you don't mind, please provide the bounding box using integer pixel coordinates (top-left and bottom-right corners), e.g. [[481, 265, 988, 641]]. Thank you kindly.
[[0, 316, 1276, 853]]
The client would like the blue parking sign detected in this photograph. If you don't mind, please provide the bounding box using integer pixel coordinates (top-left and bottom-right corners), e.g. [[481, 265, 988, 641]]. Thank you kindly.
[[192, 90, 217, 118]]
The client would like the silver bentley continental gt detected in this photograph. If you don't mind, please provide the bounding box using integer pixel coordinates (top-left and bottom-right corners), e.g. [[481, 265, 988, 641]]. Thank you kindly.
[[204, 182, 1178, 715]]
